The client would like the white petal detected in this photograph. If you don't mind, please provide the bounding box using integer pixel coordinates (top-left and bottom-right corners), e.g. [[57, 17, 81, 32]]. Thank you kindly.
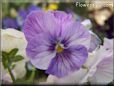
[[1, 29, 28, 60], [81, 19, 92, 29], [14, 60, 26, 79], [83, 38, 114, 84], [103, 38, 113, 52], [46, 75, 58, 84], [88, 31, 101, 52], [1, 28, 25, 38], [83, 51, 96, 68], [89, 56, 113, 84], [1, 28, 27, 51]]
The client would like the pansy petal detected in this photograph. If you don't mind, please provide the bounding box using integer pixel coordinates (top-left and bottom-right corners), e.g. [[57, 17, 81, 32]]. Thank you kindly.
[[31, 51, 56, 70], [26, 33, 56, 70], [50, 11, 73, 25], [46, 45, 88, 77], [48, 11, 74, 40], [23, 11, 59, 41], [51, 11, 71, 20], [61, 21, 91, 50]]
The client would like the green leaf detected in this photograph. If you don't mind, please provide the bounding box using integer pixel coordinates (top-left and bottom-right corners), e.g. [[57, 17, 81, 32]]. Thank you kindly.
[[2, 59, 9, 69], [2, 51, 8, 60], [12, 55, 24, 62], [11, 63, 16, 69], [2, 51, 9, 68], [8, 48, 18, 58]]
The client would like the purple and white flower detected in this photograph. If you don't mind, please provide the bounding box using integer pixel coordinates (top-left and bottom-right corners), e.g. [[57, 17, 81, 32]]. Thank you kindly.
[[23, 10, 91, 77]]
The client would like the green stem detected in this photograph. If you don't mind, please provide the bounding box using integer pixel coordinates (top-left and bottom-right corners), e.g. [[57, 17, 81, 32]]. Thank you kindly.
[[7, 66, 15, 82], [27, 68, 36, 82]]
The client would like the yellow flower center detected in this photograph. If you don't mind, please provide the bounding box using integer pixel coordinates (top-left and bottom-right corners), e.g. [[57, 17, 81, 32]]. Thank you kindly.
[[56, 44, 64, 53]]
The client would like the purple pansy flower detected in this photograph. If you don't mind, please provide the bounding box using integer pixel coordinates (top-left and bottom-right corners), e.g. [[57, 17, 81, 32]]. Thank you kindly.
[[23, 11, 91, 77], [17, 8, 28, 27], [27, 4, 41, 14], [3, 18, 19, 29], [17, 4, 41, 28], [18, 4, 41, 21], [18, 8, 28, 20]]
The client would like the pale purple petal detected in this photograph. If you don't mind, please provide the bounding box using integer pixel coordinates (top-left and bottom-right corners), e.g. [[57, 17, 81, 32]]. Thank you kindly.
[[61, 21, 91, 49], [31, 51, 56, 70], [46, 45, 88, 77], [50, 11, 74, 34], [50, 11, 73, 24], [26, 33, 56, 69], [23, 11, 59, 41]]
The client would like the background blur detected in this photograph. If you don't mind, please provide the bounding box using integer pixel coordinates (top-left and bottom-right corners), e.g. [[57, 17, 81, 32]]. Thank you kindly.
[[1, 0, 114, 84]]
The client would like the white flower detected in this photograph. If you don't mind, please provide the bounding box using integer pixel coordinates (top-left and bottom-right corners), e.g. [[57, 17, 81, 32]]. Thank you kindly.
[[85, 38, 113, 84], [1, 28, 28, 82], [81, 19, 101, 52], [81, 19, 92, 30], [1, 28, 27, 56], [46, 68, 88, 84], [46, 38, 113, 84]]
